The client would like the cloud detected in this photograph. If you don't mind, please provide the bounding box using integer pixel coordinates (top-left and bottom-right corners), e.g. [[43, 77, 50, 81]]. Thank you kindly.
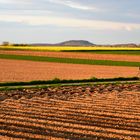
[[0, 0, 14, 4], [127, 13, 140, 18], [0, 14, 140, 31], [48, 0, 99, 11], [0, 0, 32, 4]]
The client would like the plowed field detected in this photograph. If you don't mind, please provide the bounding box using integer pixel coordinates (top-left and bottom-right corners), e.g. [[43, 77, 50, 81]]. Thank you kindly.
[[0, 59, 138, 82], [0, 50, 140, 62], [0, 84, 140, 140]]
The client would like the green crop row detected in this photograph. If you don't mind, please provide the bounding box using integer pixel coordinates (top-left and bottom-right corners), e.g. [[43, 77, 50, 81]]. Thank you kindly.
[[0, 54, 140, 67], [62, 50, 140, 55]]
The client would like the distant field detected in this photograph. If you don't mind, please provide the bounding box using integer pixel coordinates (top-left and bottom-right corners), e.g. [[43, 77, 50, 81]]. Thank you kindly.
[[0, 46, 140, 55], [0, 50, 140, 62], [0, 54, 140, 67], [0, 59, 138, 82], [0, 46, 139, 82]]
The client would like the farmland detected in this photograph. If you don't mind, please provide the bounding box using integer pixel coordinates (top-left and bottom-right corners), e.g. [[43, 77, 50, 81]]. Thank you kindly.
[[0, 46, 140, 140], [1, 0, 140, 139], [0, 46, 139, 83], [0, 54, 140, 68], [0, 45, 140, 52], [0, 50, 140, 62], [0, 59, 139, 82], [0, 83, 140, 140]]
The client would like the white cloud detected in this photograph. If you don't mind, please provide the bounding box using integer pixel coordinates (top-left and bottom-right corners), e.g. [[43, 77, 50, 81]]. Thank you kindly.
[[127, 13, 140, 18], [0, 0, 31, 4], [0, 14, 140, 31], [0, 0, 13, 4], [48, 0, 99, 11]]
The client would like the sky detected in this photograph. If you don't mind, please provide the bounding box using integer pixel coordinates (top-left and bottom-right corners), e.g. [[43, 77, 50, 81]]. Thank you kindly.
[[0, 0, 140, 44]]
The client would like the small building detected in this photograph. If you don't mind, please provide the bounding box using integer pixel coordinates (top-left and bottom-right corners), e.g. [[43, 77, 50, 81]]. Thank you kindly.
[[2, 41, 10, 46]]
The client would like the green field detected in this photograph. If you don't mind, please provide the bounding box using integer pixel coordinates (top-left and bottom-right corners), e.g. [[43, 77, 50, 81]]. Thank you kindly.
[[0, 54, 140, 67], [63, 50, 140, 55], [0, 46, 140, 55]]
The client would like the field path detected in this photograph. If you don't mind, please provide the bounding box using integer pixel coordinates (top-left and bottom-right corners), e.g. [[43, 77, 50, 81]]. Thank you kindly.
[[0, 59, 138, 82], [0, 50, 140, 62]]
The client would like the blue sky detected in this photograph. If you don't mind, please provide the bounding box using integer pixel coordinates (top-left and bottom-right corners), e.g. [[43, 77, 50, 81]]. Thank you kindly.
[[0, 0, 140, 44]]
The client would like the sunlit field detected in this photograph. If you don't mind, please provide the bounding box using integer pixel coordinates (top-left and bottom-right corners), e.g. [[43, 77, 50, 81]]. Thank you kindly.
[[0, 45, 140, 140], [1, 0, 140, 139], [0, 83, 140, 140]]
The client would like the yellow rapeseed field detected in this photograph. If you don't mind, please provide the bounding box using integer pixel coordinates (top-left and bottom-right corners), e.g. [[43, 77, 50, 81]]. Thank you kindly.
[[0, 45, 140, 51]]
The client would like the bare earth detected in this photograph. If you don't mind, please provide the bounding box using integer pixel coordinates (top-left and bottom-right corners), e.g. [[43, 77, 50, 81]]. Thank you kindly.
[[0, 59, 138, 82], [0, 50, 140, 62], [0, 84, 140, 140]]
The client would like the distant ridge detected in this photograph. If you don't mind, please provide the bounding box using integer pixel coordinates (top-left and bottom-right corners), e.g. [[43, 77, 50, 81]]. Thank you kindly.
[[31, 40, 94, 46], [56, 40, 94, 46], [12, 40, 140, 47]]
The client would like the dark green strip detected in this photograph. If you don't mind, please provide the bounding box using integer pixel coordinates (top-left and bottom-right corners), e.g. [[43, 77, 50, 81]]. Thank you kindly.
[[0, 54, 140, 67], [0, 77, 139, 87], [62, 50, 140, 55]]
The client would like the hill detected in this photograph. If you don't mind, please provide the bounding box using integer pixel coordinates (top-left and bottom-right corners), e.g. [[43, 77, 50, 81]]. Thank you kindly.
[[31, 40, 94, 46], [8, 41, 140, 47], [57, 40, 94, 46]]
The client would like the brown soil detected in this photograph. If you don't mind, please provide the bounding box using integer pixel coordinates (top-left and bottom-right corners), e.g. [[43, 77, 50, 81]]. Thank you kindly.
[[0, 59, 138, 82], [0, 84, 140, 140], [0, 50, 140, 62]]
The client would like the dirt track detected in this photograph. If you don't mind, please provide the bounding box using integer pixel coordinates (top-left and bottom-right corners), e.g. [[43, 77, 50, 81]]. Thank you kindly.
[[0, 50, 140, 62], [0, 84, 140, 140], [0, 59, 139, 82]]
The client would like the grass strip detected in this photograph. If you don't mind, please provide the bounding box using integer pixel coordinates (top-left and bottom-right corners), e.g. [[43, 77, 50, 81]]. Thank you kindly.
[[0, 77, 139, 87], [0, 54, 140, 67], [0, 81, 139, 91]]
